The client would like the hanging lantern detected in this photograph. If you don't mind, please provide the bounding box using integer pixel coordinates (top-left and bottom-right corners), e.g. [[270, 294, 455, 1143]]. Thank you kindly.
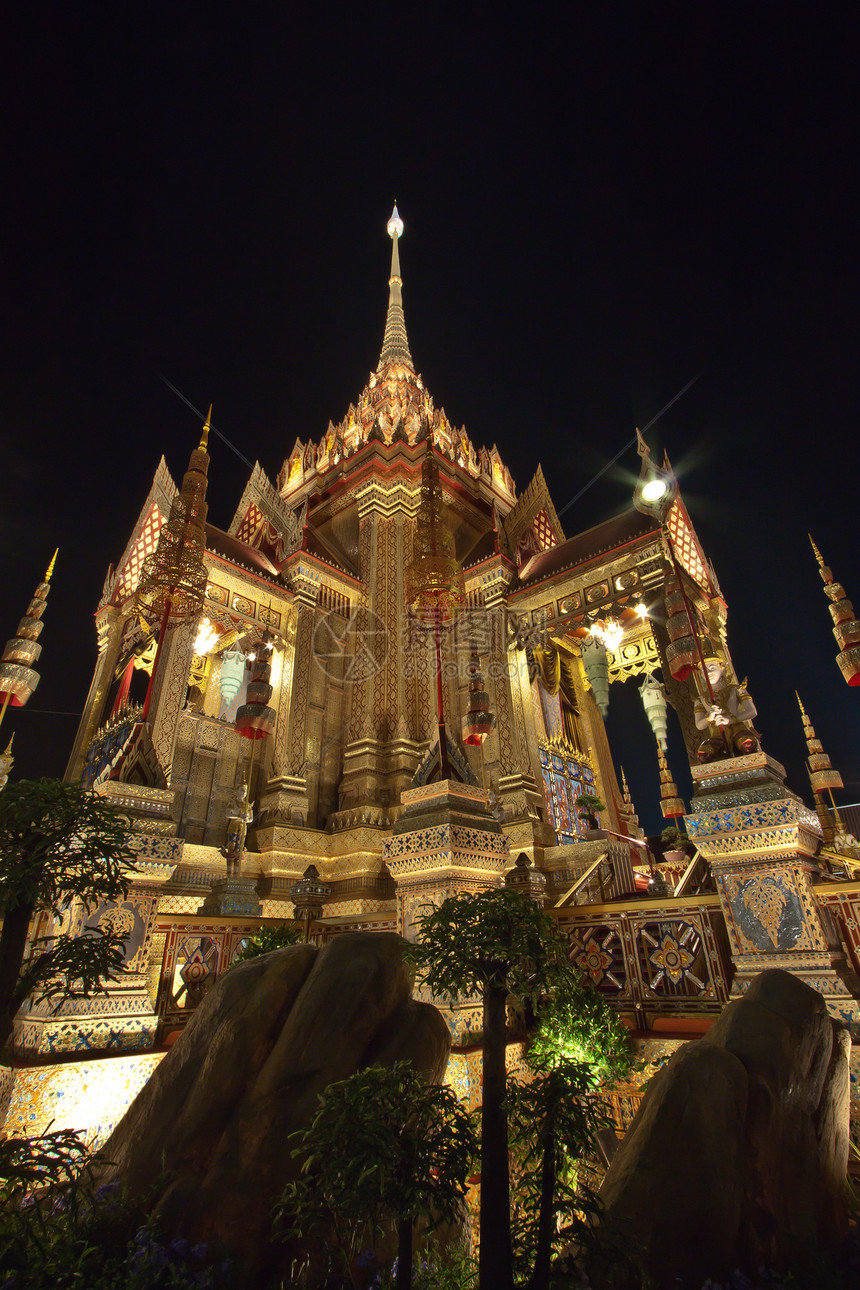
[[462, 641, 494, 745], [580, 636, 610, 717], [219, 647, 246, 708], [235, 633, 277, 740], [663, 574, 697, 681], [640, 673, 668, 750]]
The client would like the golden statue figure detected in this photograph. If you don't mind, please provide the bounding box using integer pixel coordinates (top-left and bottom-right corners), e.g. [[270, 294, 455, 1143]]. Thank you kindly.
[[694, 655, 760, 763], [222, 780, 254, 878]]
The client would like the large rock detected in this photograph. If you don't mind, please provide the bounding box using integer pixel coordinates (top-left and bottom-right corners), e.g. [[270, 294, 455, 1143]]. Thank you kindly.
[[596, 969, 850, 1287], [97, 932, 450, 1284]]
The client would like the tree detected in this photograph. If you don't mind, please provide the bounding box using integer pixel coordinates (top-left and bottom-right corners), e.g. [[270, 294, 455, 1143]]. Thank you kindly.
[[0, 778, 137, 1052], [407, 888, 570, 1290], [511, 974, 633, 1290], [275, 1061, 478, 1290], [509, 1057, 607, 1290], [574, 792, 606, 831], [231, 920, 302, 963]]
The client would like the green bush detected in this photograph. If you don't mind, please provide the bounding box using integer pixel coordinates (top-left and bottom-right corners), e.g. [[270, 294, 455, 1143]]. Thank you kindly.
[[231, 921, 302, 963], [0, 1131, 232, 1289]]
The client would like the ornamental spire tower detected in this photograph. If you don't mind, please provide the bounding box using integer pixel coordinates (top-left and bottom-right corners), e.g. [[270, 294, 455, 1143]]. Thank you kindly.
[[378, 203, 414, 369], [0, 548, 58, 730], [810, 534, 860, 685], [796, 692, 850, 849]]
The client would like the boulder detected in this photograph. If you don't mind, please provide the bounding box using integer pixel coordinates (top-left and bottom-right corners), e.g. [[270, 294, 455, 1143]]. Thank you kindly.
[[596, 1039, 748, 1286], [97, 932, 450, 1284], [595, 969, 851, 1287]]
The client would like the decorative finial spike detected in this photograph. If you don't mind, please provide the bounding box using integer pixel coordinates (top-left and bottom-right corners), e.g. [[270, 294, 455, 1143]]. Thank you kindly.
[[378, 205, 413, 369], [44, 549, 59, 582], [796, 690, 806, 717], [3, 734, 13, 754], [199, 404, 212, 451], [387, 203, 404, 240], [809, 534, 824, 567], [635, 427, 650, 460]]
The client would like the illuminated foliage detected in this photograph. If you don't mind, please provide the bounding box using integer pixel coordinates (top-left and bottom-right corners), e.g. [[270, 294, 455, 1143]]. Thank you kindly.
[[407, 888, 571, 1290], [231, 921, 302, 962], [527, 971, 632, 1084], [509, 1059, 607, 1290], [0, 778, 137, 1052]]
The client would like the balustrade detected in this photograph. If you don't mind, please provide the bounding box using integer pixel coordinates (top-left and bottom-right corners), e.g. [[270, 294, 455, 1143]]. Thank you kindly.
[[552, 893, 734, 1019]]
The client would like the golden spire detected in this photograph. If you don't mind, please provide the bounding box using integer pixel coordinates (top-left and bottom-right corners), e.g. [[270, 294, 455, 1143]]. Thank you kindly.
[[44, 548, 59, 582], [136, 423, 211, 626], [657, 745, 685, 819], [808, 537, 860, 685], [809, 533, 825, 569], [797, 693, 844, 844], [378, 204, 414, 370], [0, 733, 13, 789], [199, 404, 212, 451], [0, 557, 58, 726]]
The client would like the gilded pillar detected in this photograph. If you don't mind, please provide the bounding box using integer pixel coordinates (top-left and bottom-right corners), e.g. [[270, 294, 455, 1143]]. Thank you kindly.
[[65, 604, 124, 782]]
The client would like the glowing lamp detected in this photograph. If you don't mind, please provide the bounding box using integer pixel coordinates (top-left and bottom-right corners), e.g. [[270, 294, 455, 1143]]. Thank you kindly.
[[641, 478, 668, 503], [194, 617, 219, 656], [387, 204, 404, 240]]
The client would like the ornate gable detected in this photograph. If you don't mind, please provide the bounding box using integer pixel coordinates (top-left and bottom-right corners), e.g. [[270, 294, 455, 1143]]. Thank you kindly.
[[229, 462, 306, 566], [101, 456, 177, 608], [503, 465, 563, 567], [665, 496, 718, 596]]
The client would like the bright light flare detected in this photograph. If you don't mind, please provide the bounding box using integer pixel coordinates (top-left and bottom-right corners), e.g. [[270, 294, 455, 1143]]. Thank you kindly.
[[641, 477, 668, 503], [194, 617, 218, 656], [590, 617, 625, 652]]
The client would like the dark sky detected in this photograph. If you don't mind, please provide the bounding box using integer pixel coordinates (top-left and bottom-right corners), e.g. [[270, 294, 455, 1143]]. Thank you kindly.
[[1, 6, 857, 834]]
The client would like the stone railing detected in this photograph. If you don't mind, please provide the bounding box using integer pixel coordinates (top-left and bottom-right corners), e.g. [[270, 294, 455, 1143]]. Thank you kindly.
[[551, 892, 734, 1022], [150, 911, 394, 1040]]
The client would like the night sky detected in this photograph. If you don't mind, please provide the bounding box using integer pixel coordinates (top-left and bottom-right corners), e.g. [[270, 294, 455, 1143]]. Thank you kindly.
[[1, 7, 857, 835]]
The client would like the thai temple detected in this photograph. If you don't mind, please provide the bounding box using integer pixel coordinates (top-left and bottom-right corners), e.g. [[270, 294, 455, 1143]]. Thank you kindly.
[[4, 208, 860, 1147]]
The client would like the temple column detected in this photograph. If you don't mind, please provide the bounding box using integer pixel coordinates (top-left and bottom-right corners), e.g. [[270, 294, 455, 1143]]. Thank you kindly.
[[64, 604, 124, 782], [384, 780, 509, 1048], [149, 618, 196, 777], [259, 563, 320, 827], [331, 492, 424, 831], [481, 568, 554, 861]]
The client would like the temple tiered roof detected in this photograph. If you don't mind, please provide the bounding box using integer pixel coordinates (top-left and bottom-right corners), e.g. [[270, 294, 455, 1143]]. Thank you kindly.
[[275, 206, 516, 500]]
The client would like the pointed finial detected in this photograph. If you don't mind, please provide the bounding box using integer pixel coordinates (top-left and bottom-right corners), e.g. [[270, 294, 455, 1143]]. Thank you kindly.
[[378, 206, 414, 369], [796, 691, 807, 718], [635, 427, 650, 460], [387, 203, 404, 240], [199, 404, 212, 451], [809, 533, 824, 568], [3, 734, 13, 754], [44, 548, 59, 582]]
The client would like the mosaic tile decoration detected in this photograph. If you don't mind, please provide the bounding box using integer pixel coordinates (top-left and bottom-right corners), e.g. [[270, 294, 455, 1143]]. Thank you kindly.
[[3, 1053, 165, 1150]]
